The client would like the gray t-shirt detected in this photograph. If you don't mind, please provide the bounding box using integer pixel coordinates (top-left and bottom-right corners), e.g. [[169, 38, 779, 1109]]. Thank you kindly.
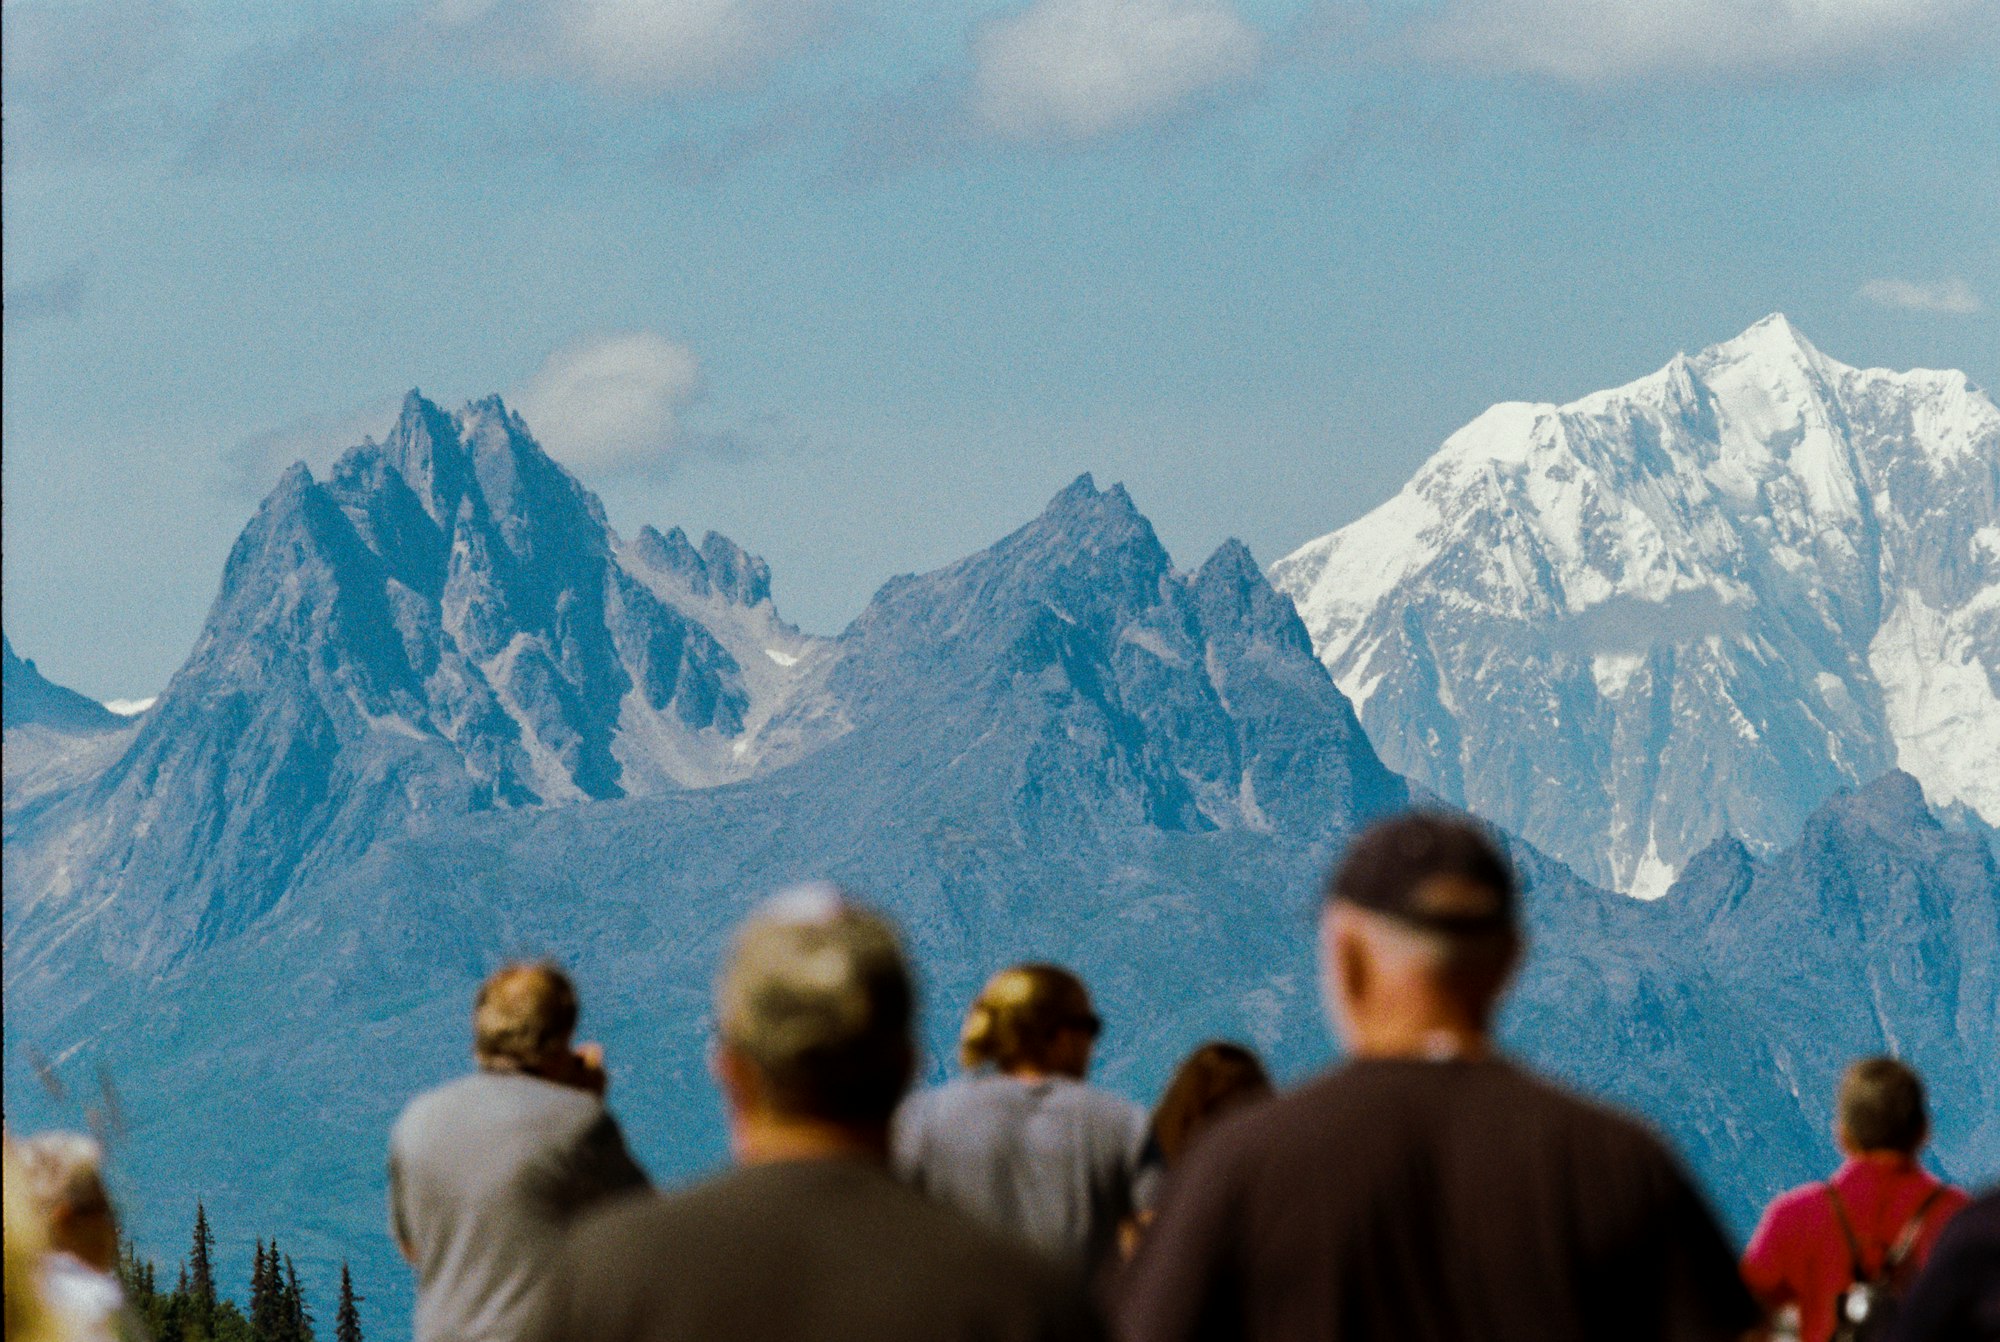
[[892, 1073, 1146, 1271], [389, 1069, 649, 1342]]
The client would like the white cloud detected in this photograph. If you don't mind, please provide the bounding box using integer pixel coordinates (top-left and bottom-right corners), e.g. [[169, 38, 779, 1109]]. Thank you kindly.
[[971, 0, 1263, 142], [1417, 0, 1988, 85], [428, 0, 832, 94], [512, 332, 705, 475], [1857, 277, 1983, 315]]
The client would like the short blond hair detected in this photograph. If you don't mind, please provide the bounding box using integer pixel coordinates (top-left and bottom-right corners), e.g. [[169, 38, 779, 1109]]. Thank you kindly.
[[474, 963, 579, 1068], [716, 886, 913, 1123], [959, 964, 1098, 1072]]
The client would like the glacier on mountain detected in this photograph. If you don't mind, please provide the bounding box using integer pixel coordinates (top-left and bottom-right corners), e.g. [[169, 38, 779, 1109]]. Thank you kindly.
[[1271, 314, 2000, 895]]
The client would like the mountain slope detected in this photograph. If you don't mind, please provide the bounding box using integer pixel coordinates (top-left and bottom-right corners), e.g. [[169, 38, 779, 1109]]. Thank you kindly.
[[1271, 315, 2000, 894], [1505, 770, 1999, 1221], [2, 635, 137, 821], [2, 634, 123, 735]]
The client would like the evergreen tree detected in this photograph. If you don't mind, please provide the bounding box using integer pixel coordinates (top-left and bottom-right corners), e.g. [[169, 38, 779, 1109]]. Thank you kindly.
[[334, 1263, 362, 1342], [156, 1293, 187, 1342], [285, 1254, 315, 1342], [189, 1202, 218, 1333], [252, 1238, 284, 1341]]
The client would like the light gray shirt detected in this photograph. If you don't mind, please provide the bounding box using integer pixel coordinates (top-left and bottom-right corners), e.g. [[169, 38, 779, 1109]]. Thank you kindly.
[[389, 1069, 648, 1342], [892, 1073, 1146, 1271]]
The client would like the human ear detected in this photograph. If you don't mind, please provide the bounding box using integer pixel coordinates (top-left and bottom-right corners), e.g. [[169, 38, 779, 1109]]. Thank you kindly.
[[713, 1041, 760, 1117]]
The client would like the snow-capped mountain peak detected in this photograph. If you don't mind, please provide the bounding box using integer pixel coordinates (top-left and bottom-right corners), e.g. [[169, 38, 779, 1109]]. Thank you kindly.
[[1271, 317, 2000, 897]]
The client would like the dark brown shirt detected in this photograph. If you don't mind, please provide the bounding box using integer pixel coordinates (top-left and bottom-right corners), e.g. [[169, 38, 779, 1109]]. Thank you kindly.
[[1116, 1058, 1758, 1342], [531, 1156, 1104, 1342]]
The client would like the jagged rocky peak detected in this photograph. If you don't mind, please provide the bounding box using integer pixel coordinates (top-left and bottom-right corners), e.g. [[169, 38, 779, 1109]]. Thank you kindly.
[[1273, 316, 2000, 897], [807, 476, 1401, 842], [628, 524, 773, 608], [1, 386, 775, 960]]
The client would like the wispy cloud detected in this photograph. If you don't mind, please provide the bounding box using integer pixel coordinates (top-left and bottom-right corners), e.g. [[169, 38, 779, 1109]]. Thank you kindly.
[[1857, 277, 1983, 315], [512, 332, 709, 477], [970, 0, 1263, 143], [3, 259, 95, 329], [1414, 0, 1992, 85], [427, 0, 839, 94], [223, 396, 407, 499]]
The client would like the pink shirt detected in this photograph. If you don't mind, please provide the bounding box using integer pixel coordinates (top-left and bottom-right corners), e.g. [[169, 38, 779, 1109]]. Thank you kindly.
[[1742, 1156, 1970, 1342]]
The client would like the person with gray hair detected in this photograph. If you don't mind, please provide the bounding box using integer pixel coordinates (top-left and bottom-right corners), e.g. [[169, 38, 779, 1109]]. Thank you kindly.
[[389, 961, 649, 1342], [529, 885, 1103, 1342], [14, 1131, 132, 1342]]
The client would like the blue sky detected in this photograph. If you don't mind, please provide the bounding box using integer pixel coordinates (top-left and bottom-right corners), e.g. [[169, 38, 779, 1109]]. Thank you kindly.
[[3, 0, 1996, 699]]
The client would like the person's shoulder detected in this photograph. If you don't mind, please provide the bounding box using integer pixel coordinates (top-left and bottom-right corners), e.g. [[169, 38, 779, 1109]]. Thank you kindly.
[[567, 1177, 714, 1256], [1756, 1179, 1834, 1227], [902, 1074, 979, 1115], [392, 1072, 487, 1139], [1929, 1177, 1975, 1215], [1060, 1078, 1144, 1125], [1488, 1060, 1681, 1154]]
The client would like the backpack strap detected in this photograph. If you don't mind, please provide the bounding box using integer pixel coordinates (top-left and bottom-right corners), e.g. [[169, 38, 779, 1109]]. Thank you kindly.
[[1826, 1184, 1870, 1281], [1884, 1186, 1948, 1277]]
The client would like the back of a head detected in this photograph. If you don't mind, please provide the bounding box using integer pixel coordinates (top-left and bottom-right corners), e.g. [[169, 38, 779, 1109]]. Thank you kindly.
[[1838, 1057, 1928, 1155], [1151, 1042, 1274, 1166], [5, 1137, 60, 1342], [14, 1132, 108, 1224], [475, 962, 580, 1070], [958, 963, 1098, 1074], [716, 886, 914, 1126], [1327, 811, 1521, 1003]]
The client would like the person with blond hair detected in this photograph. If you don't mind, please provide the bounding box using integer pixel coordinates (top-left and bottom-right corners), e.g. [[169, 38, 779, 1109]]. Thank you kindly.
[[389, 961, 648, 1342], [893, 962, 1145, 1273], [5, 1134, 64, 1342], [12, 1131, 133, 1342], [526, 886, 1101, 1342]]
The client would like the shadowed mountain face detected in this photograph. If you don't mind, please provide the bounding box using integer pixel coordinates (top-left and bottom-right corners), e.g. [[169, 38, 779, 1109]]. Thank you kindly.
[[3, 634, 123, 735], [1273, 316, 2000, 897], [3, 394, 770, 966], [4, 396, 1994, 1340]]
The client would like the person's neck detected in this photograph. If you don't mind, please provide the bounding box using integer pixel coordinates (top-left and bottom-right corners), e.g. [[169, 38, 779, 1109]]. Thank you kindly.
[[733, 1114, 890, 1167], [1000, 1065, 1078, 1083], [1843, 1148, 1918, 1171], [1345, 1012, 1492, 1062]]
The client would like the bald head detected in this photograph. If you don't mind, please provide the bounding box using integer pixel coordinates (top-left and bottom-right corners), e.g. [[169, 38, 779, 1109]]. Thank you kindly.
[[1322, 815, 1523, 1058]]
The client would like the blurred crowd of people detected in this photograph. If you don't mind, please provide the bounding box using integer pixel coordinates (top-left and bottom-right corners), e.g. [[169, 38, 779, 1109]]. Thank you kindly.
[[8, 812, 1997, 1341]]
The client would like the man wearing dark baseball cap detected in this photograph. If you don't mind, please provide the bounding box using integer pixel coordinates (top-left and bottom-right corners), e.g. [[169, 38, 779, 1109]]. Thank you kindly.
[[1117, 811, 1760, 1342]]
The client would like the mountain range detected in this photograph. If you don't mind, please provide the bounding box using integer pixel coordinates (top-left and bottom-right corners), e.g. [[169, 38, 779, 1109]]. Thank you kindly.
[[5, 317, 1996, 1339]]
